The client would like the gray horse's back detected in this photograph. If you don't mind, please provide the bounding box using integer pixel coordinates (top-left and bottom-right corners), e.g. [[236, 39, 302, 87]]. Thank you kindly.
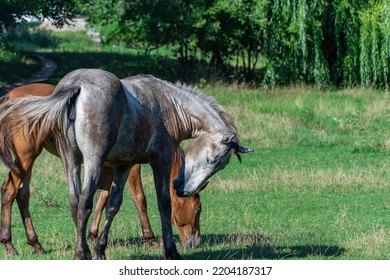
[[56, 68, 120, 90]]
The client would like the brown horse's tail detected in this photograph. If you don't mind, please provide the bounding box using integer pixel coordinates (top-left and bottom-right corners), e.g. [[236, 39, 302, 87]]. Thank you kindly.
[[0, 95, 21, 173], [0, 85, 81, 174]]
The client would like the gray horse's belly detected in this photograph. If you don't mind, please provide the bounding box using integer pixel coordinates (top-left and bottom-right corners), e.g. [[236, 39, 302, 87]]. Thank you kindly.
[[104, 122, 154, 167], [105, 143, 151, 167]]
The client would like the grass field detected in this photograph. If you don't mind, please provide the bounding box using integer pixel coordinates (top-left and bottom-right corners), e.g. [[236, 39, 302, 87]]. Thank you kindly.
[[1, 29, 390, 260], [1, 86, 390, 260]]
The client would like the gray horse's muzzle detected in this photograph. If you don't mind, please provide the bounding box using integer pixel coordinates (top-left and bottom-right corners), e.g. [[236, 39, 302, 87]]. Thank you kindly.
[[174, 177, 208, 197]]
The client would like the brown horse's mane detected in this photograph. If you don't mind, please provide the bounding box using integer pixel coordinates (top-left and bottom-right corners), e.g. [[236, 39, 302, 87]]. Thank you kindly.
[[173, 146, 185, 167]]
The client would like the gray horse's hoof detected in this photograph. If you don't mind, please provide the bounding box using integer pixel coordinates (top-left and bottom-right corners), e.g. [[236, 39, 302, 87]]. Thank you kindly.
[[164, 250, 183, 260], [74, 250, 92, 260]]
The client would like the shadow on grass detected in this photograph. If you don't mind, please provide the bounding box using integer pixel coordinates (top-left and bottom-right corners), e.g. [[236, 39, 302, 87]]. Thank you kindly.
[[0, 54, 41, 91], [187, 233, 346, 260], [110, 233, 346, 260], [40, 51, 208, 85], [0, 50, 208, 95]]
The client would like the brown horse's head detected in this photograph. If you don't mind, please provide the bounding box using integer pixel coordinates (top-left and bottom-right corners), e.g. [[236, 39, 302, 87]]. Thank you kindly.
[[169, 147, 204, 248], [171, 193, 201, 248]]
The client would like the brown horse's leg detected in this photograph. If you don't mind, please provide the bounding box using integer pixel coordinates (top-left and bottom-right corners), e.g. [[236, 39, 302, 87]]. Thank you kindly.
[[88, 167, 113, 246], [1, 135, 45, 255], [93, 165, 131, 260], [127, 164, 158, 246], [16, 168, 45, 254], [1, 171, 21, 255]]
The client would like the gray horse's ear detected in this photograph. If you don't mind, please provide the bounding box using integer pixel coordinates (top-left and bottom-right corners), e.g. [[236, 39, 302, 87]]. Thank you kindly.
[[238, 146, 253, 153], [235, 145, 253, 163], [221, 134, 235, 144]]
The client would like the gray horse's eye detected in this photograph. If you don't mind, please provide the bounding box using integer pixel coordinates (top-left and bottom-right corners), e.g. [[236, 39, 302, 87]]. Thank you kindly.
[[206, 156, 217, 165]]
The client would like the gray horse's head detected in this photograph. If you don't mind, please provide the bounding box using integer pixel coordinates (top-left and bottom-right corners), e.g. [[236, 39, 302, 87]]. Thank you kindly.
[[174, 133, 253, 197]]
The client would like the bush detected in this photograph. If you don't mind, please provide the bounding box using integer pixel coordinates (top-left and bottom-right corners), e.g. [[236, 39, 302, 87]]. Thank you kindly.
[[6, 23, 59, 50], [0, 40, 40, 88]]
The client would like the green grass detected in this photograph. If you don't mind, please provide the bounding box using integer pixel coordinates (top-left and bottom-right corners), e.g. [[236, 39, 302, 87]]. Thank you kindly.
[[2, 86, 390, 260], [1, 26, 390, 260]]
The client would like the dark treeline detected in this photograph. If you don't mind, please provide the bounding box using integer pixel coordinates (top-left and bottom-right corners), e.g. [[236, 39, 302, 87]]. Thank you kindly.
[[86, 0, 389, 89], [1, 0, 388, 89]]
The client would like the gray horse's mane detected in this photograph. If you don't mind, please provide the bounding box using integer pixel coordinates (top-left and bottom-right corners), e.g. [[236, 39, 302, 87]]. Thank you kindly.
[[126, 74, 240, 141], [173, 81, 239, 140]]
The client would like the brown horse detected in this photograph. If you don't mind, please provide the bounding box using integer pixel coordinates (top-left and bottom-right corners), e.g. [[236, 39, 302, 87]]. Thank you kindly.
[[0, 83, 201, 256]]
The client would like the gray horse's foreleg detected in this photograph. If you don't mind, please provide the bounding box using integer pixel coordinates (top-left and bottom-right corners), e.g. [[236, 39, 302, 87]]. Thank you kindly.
[[68, 166, 82, 225], [75, 162, 104, 260], [93, 165, 131, 260], [151, 158, 182, 260]]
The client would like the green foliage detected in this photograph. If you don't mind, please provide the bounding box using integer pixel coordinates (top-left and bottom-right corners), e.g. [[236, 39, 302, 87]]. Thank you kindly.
[[360, 1, 390, 89], [0, 0, 88, 86], [256, 0, 389, 89], [86, 0, 269, 80], [2, 0, 389, 89], [7, 23, 60, 50], [262, 0, 364, 88], [0, 40, 41, 87], [196, 0, 268, 78], [87, 0, 200, 60], [0, 0, 87, 29], [85, 0, 389, 89]]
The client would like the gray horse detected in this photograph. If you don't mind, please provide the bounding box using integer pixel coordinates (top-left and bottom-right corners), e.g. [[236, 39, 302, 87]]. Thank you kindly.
[[0, 69, 252, 260]]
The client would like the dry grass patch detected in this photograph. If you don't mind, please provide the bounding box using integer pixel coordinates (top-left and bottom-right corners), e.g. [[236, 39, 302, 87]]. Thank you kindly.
[[211, 164, 390, 193], [346, 229, 390, 258]]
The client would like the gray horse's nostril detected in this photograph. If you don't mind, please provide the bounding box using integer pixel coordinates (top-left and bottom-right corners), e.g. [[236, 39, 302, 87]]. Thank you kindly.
[[173, 177, 183, 189], [176, 190, 186, 197]]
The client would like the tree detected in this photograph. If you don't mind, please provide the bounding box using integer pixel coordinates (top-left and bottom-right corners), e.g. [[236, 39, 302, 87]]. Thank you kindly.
[[359, 1, 390, 89], [87, 0, 200, 64], [195, 0, 268, 79], [86, 0, 389, 88], [261, 0, 389, 89], [0, 0, 86, 31]]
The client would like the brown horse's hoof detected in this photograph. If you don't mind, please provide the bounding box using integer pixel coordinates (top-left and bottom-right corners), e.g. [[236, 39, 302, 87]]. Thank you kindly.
[[32, 242, 46, 254], [143, 237, 160, 248], [2, 241, 18, 256], [6, 247, 18, 256]]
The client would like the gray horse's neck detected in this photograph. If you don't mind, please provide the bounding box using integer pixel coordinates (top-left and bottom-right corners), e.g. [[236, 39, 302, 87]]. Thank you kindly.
[[122, 75, 238, 143], [167, 83, 237, 141]]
